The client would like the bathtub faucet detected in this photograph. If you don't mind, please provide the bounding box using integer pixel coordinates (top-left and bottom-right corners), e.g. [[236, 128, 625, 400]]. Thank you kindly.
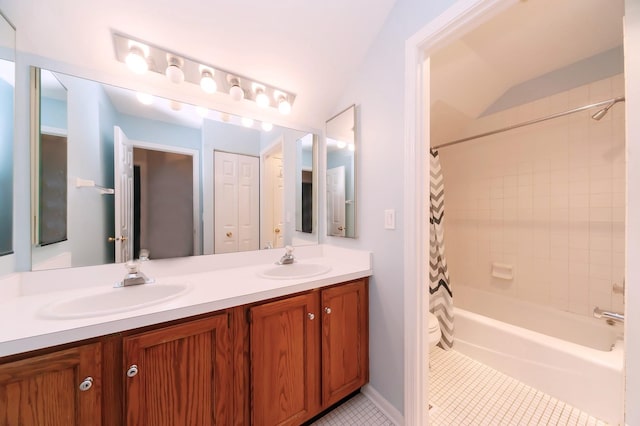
[[593, 307, 624, 323]]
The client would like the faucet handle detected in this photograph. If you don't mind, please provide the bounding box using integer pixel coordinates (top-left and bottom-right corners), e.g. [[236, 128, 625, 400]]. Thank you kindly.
[[125, 260, 139, 274]]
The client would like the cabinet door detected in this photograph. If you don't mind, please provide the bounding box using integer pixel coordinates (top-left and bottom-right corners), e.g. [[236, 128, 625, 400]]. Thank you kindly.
[[321, 280, 369, 406], [250, 292, 321, 426], [123, 314, 232, 426], [0, 343, 102, 426]]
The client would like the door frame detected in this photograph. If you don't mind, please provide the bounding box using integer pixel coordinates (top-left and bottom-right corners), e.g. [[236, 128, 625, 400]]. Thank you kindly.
[[129, 139, 201, 256], [260, 137, 284, 249], [402, 1, 525, 424]]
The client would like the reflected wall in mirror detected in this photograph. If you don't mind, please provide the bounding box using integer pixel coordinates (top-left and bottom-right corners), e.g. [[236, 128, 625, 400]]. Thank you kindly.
[[0, 11, 15, 258], [30, 67, 317, 271], [326, 105, 356, 238]]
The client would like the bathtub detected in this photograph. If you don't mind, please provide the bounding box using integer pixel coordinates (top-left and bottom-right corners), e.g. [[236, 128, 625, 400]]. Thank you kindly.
[[452, 286, 624, 425]]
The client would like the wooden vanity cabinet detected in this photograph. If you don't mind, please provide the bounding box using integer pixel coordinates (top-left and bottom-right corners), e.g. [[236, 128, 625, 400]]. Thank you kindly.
[[0, 342, 102, 426], [122, 313, 232, 426], [249, 278, 369, 425]]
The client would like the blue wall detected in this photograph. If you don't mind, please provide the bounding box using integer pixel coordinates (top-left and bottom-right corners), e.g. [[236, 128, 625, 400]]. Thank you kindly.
[[40, 97, 67, 130]]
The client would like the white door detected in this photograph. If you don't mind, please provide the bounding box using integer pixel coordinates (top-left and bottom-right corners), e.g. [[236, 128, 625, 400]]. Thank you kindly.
[[114, 126, 134, 262], [214, 151, 259, 253], [264, 154, 285, 248], [237, 155, 260, 251], [327, 166, 346, 236], [214, 151, 239, 254]]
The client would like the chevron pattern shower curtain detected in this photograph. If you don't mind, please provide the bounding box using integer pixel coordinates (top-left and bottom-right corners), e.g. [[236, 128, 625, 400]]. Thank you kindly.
[[429, 149, 453, 349]]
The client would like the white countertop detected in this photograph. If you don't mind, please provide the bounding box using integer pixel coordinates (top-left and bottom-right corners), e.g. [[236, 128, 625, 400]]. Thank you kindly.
[[0, 245, 372, 358]]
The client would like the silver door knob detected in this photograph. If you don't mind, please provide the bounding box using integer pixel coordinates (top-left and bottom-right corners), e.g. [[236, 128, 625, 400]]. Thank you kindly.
[[79, 376, 93, 391], [308, 312, 315, 320], [127, 364, 139, 377], [324, 307, 332, 314]]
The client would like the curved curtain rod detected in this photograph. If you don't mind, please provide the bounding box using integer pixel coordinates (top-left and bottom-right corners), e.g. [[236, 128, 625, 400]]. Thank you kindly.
[[432, 96, 625, 150]]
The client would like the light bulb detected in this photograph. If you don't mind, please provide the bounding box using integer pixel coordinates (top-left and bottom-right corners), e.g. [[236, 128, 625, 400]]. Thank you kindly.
[[200, 70, 217, 93], [125, 46, 148, 74], [255, 90, 269, 108], [337, 141, 347, 149], [164, 58, 184, 84], [136, 92, 153, 105], [196, 106, 208, 117], [241, 117, 254, 128], [261, 122, 273, 132], [278, 97, 291, 115], [230, 84, 244, 101]]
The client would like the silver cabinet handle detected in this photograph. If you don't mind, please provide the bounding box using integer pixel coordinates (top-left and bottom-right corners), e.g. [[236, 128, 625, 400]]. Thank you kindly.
[[308, 312, 315, 320], [79, 376, 93, 391], [127, 364, 139, 377], [324, 307, 332, 314]]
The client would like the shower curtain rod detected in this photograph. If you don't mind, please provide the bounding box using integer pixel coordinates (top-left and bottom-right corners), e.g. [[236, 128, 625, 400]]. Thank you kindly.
[[432, 96, 626, 150]]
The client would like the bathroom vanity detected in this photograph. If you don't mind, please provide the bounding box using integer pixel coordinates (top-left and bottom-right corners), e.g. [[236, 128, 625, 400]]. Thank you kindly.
[[0, 246, 371, 426]]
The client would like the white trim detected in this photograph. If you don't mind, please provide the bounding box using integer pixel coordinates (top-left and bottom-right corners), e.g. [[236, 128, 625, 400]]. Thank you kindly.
[[403, 1, 517, 424], [40, 126, 67, 137], [129, 139, 201, 256], [361, 384, 404, 425]]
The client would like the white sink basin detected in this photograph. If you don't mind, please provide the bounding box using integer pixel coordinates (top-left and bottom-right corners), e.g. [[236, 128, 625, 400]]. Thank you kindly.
[[39, 283, 191, 319], [259, 263, 332, 280]]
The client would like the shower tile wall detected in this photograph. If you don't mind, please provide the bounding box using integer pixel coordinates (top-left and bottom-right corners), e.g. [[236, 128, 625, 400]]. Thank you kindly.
[[439, 74, 625, 316]]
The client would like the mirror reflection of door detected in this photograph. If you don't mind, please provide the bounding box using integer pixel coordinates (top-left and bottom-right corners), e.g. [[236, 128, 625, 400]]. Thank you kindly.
[[115, 126, 197, 262], [263, 147, 284, 248], [214, 151, 259, 254], [327, 166, 346, 237]]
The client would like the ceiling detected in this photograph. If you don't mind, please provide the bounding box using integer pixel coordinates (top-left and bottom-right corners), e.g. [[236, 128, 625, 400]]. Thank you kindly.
[[0, 0, 398, 129], [430, 0, 624, 144]]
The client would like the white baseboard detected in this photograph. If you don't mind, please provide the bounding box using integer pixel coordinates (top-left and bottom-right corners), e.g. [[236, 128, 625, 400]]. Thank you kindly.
[[361, 384, 405, 425]]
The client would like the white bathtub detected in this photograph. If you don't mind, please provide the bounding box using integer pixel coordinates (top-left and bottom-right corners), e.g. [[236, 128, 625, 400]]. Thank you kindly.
[[452, 286, 624, 425]]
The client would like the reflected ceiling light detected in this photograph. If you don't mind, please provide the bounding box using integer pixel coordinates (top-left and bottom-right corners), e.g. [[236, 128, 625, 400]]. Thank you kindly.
[[336, 141, 347, 149], [200, 69, 217, 93], [169, 99, 183, 111], [261, 122, 273, 132], [165, 56, 185, 84], [136, 92, 153, 105], [348, 143, 355, 151], [196, 106, 208, 117], [125, 45, 148, 74], [241, 117, 254, 127]]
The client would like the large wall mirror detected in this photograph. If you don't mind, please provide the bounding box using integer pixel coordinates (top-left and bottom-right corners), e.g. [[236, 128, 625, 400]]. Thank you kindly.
[[30, 67, 317, 271], [326, 105, 356, 238], [0, 11, 15, 260]]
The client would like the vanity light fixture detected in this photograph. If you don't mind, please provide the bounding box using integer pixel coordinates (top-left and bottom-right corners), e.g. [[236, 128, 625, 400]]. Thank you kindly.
[[125, 45, 149, 74], [228, 76, 245, 101], [261, 122, 273, 132], [200, 68, 217, 94], [136, 92, 153, 105], [253, 83, 270, 108], [241, 117, 254, 128], [113, 33, 296, 113], [165, 56, 185, 84]]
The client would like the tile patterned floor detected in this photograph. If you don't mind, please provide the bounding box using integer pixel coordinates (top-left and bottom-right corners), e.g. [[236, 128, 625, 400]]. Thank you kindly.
[[313, 347, 608, 425], [311, 393, 395, 426], [429, 346, 608, 425]]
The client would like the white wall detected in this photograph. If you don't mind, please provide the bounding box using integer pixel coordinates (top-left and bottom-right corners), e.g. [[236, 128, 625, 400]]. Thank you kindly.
[[324, 0, 457, 414], [439, 75, 625, 318], [624, 0, 640, 423]]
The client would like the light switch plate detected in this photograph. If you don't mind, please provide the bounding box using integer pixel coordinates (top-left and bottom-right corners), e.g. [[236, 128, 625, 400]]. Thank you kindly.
[[384, 209, 395, 230]]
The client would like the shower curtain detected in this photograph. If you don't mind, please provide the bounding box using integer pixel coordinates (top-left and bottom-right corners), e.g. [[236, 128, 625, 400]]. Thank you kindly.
[[429, 149, 453, 349]]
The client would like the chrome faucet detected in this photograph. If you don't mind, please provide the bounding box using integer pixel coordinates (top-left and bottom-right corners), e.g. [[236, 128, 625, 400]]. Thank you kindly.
[[277, 245, 295, 265], [115, 259, 155, 287]]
